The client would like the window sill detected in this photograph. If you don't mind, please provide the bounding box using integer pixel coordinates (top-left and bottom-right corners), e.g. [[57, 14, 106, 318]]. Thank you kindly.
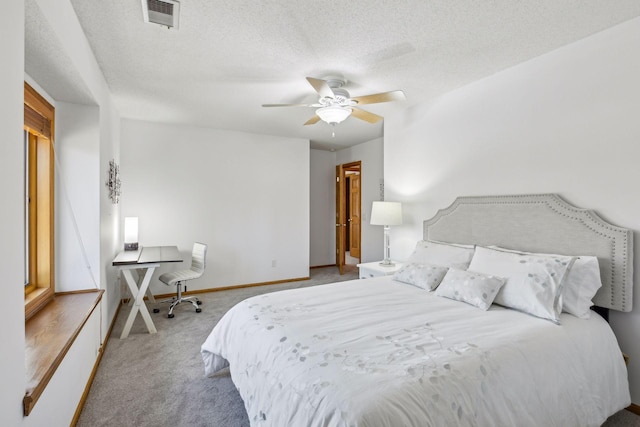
[[24, 289, 103, 416], [24, 287, 48, 304], [25, 286, 54, 321]]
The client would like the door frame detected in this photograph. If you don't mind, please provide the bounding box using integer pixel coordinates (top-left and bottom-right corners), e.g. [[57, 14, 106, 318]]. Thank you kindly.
[[335, 161, 361, 274]]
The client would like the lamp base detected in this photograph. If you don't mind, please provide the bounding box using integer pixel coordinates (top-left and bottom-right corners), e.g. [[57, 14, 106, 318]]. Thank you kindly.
[[124, 242, 139, 251], [379, 260, 395, 267]]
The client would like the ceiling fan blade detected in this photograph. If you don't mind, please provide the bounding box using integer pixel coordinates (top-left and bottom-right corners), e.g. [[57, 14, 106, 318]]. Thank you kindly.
[[262, 103, 318, 108], [351, 90, 406, 105], [304, 115, 321, 126], [351, 107, 383, 124], [306, 77, 334, 99]]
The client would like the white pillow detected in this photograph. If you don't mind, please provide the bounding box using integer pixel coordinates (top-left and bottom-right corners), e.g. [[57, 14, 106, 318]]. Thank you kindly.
[[428, 239, 475, 249], [468, 246, 576, 323], [435, 269, 506, 310], [393, 263, 449, 290], [487, 246, 602, 319], [562, 256, 602, 319], [407, 240, 475, 270]]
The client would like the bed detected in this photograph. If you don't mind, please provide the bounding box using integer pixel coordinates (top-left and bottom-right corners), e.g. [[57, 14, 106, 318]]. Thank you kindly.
[[201, 194, 633, 426]]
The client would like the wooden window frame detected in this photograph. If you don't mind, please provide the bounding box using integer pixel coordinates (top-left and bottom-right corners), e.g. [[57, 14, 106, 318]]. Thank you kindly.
[[24, 82, 55, 320]]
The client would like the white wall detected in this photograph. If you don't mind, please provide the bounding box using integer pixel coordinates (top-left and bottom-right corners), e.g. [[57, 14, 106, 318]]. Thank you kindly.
[[337, 137, 385, 263], [0, 0, 120, 424], [100, 104, 121, 329], [56, 102, 101, 292], [0, 2, 27, 425], [30, 0, 123, 334], [120, 119, 310, 293], [310, 149, 337, 266], [384, 17, 640, 404], [309, 138, 385, 267]]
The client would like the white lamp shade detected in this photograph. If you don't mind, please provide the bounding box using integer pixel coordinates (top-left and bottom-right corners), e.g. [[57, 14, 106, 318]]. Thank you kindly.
[[370, 201, 402, 226], [124, 217, 139, 244], [316, 106, 352, 124]]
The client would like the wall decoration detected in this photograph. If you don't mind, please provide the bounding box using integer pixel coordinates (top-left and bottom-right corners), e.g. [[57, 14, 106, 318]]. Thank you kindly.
[[106, 159, 121, 204]]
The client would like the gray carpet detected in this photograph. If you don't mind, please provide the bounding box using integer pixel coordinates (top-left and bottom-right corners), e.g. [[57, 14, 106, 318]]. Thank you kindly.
[[78, 265, 640, 426]]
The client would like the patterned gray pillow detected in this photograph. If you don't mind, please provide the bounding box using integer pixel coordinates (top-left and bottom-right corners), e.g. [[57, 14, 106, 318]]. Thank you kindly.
[[434, 268, 506, 310], [393, 263, 449, 290], [468, 246, 575, 322]]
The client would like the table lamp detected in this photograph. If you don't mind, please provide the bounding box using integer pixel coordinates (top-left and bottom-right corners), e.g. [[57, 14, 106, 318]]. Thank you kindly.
[[370, 201, 402, 266], [124, 217, 139, 251]]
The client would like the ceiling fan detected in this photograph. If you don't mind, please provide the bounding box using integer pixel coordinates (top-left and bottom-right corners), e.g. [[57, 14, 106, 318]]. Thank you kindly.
[[262, 76, 406, 131]]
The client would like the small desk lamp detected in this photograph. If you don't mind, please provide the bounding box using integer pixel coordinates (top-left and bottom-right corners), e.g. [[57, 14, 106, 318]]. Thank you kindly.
[[124, 217, 139, 251], [370, 201, 402, 266]]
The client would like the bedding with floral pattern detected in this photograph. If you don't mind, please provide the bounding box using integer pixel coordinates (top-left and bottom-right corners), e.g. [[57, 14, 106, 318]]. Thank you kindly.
[[202, 276, 629, 427]]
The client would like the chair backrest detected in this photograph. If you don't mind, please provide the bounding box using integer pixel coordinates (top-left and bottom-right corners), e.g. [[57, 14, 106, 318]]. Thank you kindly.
[[190, 242, 207, 276]]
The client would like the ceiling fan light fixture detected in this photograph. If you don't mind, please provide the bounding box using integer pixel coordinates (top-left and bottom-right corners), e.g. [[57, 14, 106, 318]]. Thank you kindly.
[[316, 106, 352, 124]]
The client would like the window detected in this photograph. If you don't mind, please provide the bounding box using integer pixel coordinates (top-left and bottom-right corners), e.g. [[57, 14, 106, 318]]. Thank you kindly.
[[24, 82, 55, 320]]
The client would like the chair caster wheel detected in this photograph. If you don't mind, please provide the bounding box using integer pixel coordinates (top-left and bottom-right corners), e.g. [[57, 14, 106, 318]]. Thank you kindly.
[[153, 308, 159, 313], [197, 300, 202, 305], [196, 308, 202, 313], [168, 313, 175, 318]]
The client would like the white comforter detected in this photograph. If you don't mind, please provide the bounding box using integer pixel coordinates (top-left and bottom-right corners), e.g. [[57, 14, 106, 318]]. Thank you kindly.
[[201, 276, 630, 427]]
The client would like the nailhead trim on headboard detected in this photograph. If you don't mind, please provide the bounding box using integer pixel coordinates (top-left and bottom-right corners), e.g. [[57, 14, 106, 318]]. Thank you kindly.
[[423, 194, 633, 312]]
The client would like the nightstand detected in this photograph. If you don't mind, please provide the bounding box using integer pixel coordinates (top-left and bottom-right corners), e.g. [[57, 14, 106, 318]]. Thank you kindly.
[[357, 261, 403, 279]]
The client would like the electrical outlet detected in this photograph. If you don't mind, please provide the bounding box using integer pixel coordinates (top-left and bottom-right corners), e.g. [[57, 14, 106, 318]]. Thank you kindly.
[[271, 259, 277, 268]]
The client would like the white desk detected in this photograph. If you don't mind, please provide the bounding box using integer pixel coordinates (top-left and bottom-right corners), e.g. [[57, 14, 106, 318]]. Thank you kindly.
[[113, 246, 182, 339]]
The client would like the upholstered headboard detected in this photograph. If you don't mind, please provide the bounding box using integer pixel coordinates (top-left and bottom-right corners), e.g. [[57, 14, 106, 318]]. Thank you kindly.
[[424, 194, 633, 312]]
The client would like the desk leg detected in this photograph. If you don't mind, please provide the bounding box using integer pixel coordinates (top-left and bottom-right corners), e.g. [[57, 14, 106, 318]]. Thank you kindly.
[[126, 268, 157, 308], [137, 267, 158, 333], [120, 267, 158, 339]]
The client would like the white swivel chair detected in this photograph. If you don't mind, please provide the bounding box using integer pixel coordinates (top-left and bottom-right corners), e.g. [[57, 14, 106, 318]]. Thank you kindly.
[[155, 242, 207, 318]]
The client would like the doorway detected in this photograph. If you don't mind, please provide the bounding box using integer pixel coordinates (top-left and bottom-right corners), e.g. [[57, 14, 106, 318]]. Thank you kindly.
[[335, 161, 361, 274]]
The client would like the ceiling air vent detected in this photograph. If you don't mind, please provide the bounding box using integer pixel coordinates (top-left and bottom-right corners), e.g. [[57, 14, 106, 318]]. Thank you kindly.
[[142, 0, 180, 29]]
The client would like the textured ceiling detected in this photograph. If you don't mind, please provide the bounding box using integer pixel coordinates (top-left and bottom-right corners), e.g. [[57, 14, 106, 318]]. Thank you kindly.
[[31, 1, 640, 150], [25, 0, 95, 106]]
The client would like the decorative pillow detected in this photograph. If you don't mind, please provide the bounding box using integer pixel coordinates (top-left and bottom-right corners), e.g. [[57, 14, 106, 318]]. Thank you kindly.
[[434, 269, 506, 310], [392, 263, 449, 290], [488, 246, 602, 319], [467, 246, 576, 323], [407, 240, 475, 270]]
